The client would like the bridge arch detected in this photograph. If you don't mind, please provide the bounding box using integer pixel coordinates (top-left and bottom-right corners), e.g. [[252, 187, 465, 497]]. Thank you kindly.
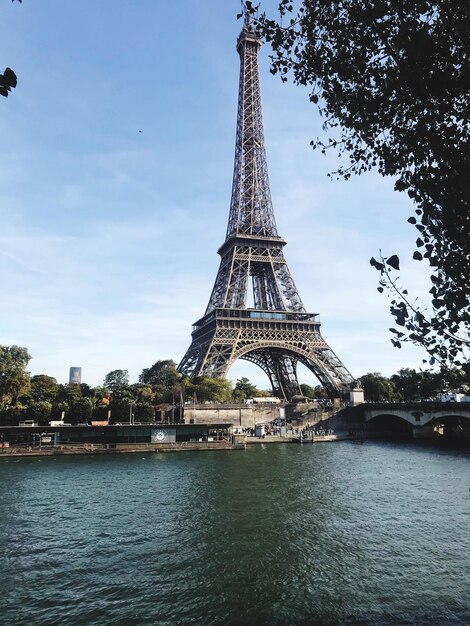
[[425, 413, 470, 439], [366, 413, 414, 439]]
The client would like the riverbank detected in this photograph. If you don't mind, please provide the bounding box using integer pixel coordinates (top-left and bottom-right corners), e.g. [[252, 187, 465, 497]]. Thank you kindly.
[[0, 440, 246, 457], [0, 432, 367, 457]]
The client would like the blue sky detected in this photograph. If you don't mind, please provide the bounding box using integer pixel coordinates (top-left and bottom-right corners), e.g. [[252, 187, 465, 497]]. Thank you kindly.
[[1, 1, 431, 389]]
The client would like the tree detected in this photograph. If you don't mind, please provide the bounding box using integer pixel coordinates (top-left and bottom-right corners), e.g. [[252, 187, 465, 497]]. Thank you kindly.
[[252, 1, 470, 365], [28, 375, 59, 403], [299, 383, 315, 399], [93, 386, 111, 405], [183, 376, 233, 404], [103, 369, 130, 392], [419, 370, 443, 399], [80, 383, 95, 399], [390, 368, 422, 401], [139, 360, 180, 388], [233, 377, 259, 400], [0, 345, 31, 409], [1, 405, 26, 426], [25, 400, 53, 426], [49, 401, 67, 421], [439, 366, 470, 393], [55, 383, 83, 405], [152, 384, 173, 405], [389, 365, 470, 399], [131, 384, 155, 404], [108, 398, 132, 424], [68, 398, 93, 425], [359, 372, 400, 402], [313, 385, 329, 400], [134, 402, 155, 424]]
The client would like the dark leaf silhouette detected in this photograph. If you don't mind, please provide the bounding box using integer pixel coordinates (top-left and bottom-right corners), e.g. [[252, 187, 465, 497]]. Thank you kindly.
[[0, 68, 17, 97], [369, 257, 385, 271], [3, 67, 17, 88], [386, 255, 400, 271]]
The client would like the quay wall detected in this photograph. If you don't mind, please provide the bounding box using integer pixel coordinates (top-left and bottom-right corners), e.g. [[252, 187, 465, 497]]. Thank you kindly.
[[184, 403, 282, 428], [0, 441, 245, 457]]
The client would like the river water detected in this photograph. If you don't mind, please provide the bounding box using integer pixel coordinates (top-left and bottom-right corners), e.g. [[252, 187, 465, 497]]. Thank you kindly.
[[0, 442, 469, 625]]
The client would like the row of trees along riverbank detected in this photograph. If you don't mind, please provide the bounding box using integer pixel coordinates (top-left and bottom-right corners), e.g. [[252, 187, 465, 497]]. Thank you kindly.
[[1, 345, 470, 425]]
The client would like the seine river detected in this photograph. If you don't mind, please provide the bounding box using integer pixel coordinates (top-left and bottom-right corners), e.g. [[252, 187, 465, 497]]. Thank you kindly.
[[1, 442, 469, 625]]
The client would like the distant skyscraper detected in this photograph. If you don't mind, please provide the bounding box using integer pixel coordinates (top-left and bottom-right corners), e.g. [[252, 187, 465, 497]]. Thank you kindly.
[[69, 367, 82, 385]]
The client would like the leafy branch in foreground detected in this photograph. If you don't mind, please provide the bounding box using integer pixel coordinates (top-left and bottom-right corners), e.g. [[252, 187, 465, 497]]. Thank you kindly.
[[370, 253, 470, 367], [247, 0, 470, 365]]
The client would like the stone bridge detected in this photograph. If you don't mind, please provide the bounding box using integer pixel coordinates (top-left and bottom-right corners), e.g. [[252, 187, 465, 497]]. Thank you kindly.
[[362, 402, 470, 439]]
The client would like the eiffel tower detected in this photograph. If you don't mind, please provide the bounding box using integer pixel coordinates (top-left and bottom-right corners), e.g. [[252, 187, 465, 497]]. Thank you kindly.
[[178, 11, 354, 400]]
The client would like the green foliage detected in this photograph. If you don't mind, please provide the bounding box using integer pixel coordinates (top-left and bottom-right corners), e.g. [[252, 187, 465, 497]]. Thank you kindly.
[[153, 384, 173, 405], [79, 383, 95, 398], [108, 398, 132, 424], [299, 384, 315, 399], [184, 376, 233, 404], [0, 405, 26, 426], [390, 368, 422, 401], [131, 384, 155, 404], [254, 1, 470, 365], [55, 383, 83, 406], [372, 252, 469, 366], [313, 385, 329, 400], [28, 375, 59, 403], [134, 402, 155, 424], [140, 360, 180, 388], [359, 372, 400, 403], [68, 398, 93, 425], [50, 402, 68, 422], [388, 367, 457, 401], [360, 366, 470, 402], [233, 377, 259, 400], [25, 401, 52, 426], [109, 385, 133, 402], [0, 345, 31, 409], [93, 386, 110, 403], [103, 369, 129, 392]]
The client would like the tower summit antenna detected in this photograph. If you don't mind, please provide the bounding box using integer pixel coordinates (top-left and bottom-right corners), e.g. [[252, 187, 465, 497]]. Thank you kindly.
[[239, 1, 255, 27], [178, 12, 354, 400], [244, 1, 251, 26]]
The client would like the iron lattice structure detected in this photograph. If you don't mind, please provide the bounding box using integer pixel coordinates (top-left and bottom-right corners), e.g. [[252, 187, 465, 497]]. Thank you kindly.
[[178, 15, 354, 400]]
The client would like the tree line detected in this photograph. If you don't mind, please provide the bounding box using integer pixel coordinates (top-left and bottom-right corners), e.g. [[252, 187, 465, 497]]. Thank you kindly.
[[1, 345, 469, 425], [0, 346, 271, 426], [359, 367, 470, 403]]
